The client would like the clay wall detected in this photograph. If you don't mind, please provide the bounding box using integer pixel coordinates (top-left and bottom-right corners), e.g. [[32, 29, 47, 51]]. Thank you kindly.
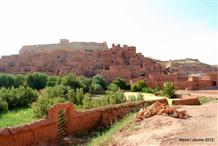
[[188, 76, 199, 81], [200, 72, 218, 81], [0, 99, 167, 146], [132, 72, 216, 90], [101, 70, 132, 81], [149, 74, 178, 82]]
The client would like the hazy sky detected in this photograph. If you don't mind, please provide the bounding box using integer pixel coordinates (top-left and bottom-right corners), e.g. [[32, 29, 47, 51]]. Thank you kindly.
[[0, 0, 217, 64]]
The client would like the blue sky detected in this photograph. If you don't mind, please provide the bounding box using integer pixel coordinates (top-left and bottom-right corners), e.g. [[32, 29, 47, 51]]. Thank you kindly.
[[0, 0, 217, 64], [161, 0, 217, 29]]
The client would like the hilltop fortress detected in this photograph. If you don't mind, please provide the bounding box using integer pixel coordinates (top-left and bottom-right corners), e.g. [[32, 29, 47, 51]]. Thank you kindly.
[[20, 39, 109, 54], [0, 39, 217, 89], [0, 39, 163, 81]]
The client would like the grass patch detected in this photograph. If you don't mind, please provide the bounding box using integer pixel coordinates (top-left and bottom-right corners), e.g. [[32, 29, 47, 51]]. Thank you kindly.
[[85, 112, 135, 146], [198, 96, 218, 104], [0, 108, 38, 127], [124, 92, 164, 100]]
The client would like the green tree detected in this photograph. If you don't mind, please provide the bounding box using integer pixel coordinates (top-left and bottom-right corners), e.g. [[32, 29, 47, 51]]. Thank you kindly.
[[75, 88, 85, 105], [0, 86, 38, 109], [32, 95, 65, 118], [13, 74, 25, 88], [0, 97, 8, 113], [61, 73, 82, 89], [106, 89, 126, 104], [107, 83, 120, 92], [68, 88, 86, 106], [46, 76, 60, 87], [45, 85, 68, 99], [16, 86, 38, 107], [26, 72, 48, 90], [112, 77, 130, 90], [131, 80, 147, 92], [0, 87, 18, 109], [78, 76, 92, 92], [0, 74, 15, 88], [91, 74, 107, 91]]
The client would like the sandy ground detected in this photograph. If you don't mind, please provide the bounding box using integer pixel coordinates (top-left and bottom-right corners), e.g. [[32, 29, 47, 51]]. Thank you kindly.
[[176, 90, 218, 98], [110, 101, 218, 146]]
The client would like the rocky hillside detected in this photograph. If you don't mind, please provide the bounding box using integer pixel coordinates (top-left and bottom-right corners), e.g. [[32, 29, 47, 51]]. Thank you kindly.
[[157, 58, 218, 75]]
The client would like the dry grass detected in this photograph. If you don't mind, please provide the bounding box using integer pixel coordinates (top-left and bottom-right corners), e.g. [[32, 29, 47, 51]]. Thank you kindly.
[[124, 92, 165, 100]]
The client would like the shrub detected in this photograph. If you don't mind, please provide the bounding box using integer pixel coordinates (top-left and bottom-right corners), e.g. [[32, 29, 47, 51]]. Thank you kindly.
[[13, 74, 25, 88], [67, 88, 77, 104], [136, 93, 144, 100], [0, 97, 8, 113], [77, 76, 92, 92], [142, 87, 154, 93], [45, 85, 69, 99], [161, 82, 175, 98], [128, 93, 144, 102], [61, 73, 82, 89], [106, 90, 126, 104], [0, 87, 17, 109], [82, 94, 108, 109], [16, 86, 38, 107], [128, 95, 137, 102], [0, 86, 38, 109], [75, 88, 85, 105], [67, 88, 86, 105], [152, 86, 162, 95], [46, 76, 60, 87], [32, 96, 65, 118], [131, 80, 147, 92], [107, 83, 120, 92], [91, 74, 107, 91], [82, 93, 93, 109], [112, 78, 130, 90], [0, 74, 15, 88], [26, 72, 48, 90], [91, 83, 103, 91]]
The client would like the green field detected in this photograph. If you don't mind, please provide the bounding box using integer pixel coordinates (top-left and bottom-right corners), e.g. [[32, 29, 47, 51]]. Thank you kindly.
[[0, 108, 37, 127]]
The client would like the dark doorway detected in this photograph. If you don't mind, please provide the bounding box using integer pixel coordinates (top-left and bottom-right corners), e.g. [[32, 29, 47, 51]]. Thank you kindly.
[[212, 81, 217, 86]]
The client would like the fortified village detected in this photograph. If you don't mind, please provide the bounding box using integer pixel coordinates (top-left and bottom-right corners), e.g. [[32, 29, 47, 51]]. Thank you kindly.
[[0, 39, 217, 90]]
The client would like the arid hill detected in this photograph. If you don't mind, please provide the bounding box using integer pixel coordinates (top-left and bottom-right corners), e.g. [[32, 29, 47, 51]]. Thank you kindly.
[[156, 58, 218, 76]]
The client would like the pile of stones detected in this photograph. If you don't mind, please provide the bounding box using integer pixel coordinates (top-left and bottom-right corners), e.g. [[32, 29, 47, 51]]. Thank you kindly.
[[136, 101, 190, 122]]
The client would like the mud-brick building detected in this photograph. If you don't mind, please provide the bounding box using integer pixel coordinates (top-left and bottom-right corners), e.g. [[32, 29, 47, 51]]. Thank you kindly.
[[131, 72, 218, 90], [0, 39, 163, 81]]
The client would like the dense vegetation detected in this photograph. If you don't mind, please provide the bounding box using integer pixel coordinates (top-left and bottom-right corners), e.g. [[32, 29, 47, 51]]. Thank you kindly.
[[130, 80, 176, 98], [0, 72, 175, 120], [0, 73, 131, 118]]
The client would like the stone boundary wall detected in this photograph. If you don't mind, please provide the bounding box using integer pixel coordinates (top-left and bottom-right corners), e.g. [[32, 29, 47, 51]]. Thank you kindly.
[[0, 98, 167, 146]]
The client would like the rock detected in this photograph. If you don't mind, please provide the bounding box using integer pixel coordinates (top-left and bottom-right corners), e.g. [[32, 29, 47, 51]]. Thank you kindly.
[[135, 101, 190, 121]]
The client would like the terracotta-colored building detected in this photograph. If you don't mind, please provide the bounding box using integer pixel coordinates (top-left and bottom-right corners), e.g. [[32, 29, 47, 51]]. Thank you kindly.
[[131, 72, 218, 90], [0, 39, 163, 81], [0, 39, 217, 89]]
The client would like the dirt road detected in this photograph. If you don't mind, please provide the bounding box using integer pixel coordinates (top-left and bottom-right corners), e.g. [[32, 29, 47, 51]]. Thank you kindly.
[[176, 90, 218, 98], [111, 101, 218, 146]]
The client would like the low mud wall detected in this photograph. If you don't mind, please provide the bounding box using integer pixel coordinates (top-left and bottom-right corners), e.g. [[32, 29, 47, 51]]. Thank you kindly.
[[0, 98, 167, 146], [172, 96, 200, 105]]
